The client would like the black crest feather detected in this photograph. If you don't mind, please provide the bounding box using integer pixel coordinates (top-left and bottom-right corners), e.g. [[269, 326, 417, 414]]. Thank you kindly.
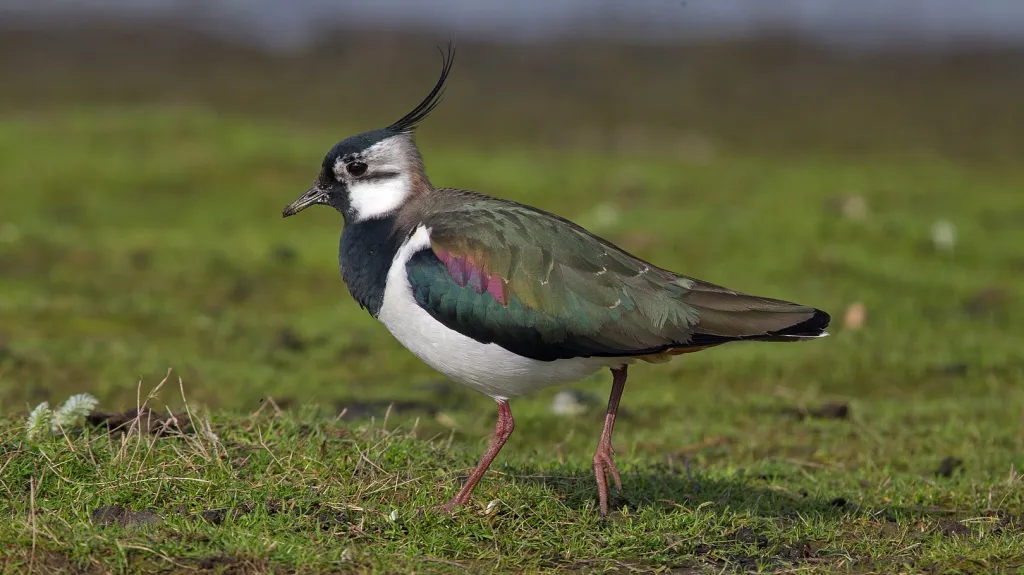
[[387, 39, 456, 133]]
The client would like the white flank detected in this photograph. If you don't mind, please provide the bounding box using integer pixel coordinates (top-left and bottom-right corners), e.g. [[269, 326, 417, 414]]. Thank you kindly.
[[347, 175, 411, 221], [378, 225, 623, 399]]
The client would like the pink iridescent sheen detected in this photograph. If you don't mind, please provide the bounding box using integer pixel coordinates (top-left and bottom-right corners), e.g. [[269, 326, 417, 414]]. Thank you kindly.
[[434, 248, 507, 305]]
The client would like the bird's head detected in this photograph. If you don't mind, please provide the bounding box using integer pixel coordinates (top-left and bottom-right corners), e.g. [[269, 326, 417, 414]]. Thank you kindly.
[[283, 42, 455, 223]]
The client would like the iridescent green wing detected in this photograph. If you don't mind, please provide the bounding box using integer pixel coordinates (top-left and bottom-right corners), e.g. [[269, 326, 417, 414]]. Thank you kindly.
[[406, 192, 826, 362]]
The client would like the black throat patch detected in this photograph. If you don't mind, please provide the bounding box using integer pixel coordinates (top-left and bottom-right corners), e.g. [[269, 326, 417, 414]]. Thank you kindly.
[[338, 216, 405, 317]]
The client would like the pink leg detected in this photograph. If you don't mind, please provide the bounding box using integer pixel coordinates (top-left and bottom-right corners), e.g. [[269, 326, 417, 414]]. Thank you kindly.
[[437, 399, 515, 512], [593, 367, 627, 516]]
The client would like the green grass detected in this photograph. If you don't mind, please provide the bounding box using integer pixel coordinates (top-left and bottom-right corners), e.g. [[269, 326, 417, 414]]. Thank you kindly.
[[1, 107, 1024, 573]]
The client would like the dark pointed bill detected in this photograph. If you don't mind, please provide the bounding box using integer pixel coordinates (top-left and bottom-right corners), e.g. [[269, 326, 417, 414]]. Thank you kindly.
[[282, 186, 329, 217]]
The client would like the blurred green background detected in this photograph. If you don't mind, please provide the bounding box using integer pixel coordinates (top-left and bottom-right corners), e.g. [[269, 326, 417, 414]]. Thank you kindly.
[[0, 23, 1022, 423]]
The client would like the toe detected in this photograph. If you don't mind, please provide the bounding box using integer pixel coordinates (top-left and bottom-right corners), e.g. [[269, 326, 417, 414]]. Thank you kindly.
[[609, 466, 623, 491]]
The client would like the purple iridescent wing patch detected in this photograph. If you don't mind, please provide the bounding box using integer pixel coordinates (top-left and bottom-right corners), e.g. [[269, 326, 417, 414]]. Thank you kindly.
[[433, 247, 508, 305]]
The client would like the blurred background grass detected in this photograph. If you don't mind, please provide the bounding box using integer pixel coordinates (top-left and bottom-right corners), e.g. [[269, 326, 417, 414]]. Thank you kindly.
[[0, 13, 1022, 427]]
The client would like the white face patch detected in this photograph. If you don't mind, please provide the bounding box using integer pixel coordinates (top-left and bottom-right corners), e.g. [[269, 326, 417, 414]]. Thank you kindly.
[[332, 136, 416, 221], [347, 175, 411, 221]]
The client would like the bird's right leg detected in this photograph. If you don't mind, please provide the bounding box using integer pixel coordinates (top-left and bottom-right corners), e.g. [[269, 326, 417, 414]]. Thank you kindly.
[[593, 366, 627, 517], [437, 399, 515, 512]]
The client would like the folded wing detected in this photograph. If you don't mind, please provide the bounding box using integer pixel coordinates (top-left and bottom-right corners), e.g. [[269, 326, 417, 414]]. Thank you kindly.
[[405, 191, 829, 362]]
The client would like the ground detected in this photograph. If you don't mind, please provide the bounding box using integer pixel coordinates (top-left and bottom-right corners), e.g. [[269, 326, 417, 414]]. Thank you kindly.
[[1, 33, 1024, 574]]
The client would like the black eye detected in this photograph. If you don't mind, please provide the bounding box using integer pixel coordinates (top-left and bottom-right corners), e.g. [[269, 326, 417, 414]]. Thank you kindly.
[[346, 162, 367, 176]]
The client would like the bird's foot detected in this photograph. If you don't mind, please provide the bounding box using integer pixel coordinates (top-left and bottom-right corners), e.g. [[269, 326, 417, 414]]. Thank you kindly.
[[592, 445, 623, 517], [594, 446, 623, 491]]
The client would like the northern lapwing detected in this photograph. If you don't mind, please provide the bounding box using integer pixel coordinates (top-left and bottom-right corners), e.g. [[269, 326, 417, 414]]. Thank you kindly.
[[283, 44, 830, 516]]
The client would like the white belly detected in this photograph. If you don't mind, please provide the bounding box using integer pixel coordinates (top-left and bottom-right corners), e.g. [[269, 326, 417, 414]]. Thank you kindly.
[[377, 225, 622, 399]]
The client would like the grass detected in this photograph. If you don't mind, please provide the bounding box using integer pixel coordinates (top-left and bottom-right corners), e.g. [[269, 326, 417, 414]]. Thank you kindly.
[[3, 381, 1024, 573], [1, 91, 1024, 570]]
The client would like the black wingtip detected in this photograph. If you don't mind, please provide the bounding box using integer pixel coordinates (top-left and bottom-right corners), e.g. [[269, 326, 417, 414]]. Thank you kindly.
[[775, 308, 831, 337], [386, 37, 456, 133], [685, 307, 831, 348]]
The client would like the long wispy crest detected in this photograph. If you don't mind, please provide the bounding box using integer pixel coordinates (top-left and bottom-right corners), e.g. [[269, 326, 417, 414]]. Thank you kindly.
[[387, 39, 456, 133]]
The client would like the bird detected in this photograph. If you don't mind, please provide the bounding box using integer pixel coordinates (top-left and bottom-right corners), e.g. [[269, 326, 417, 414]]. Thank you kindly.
[[282, 43, 830, 516]]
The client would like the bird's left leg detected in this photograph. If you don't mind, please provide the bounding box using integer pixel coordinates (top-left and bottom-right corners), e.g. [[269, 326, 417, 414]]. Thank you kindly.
[[593, 366, 627, 517]]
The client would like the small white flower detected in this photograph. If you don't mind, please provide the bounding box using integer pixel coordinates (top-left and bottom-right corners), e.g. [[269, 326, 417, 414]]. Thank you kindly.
[[840, 195, 869, 221], [201, 419, 220, 443], [484, 499, 501, 516], [931, 220, 957, 253], [580, 203, 621, 232], [53, 393, 99, 433], [551, 389, 594, 416], [25, 403, 53, 440]]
